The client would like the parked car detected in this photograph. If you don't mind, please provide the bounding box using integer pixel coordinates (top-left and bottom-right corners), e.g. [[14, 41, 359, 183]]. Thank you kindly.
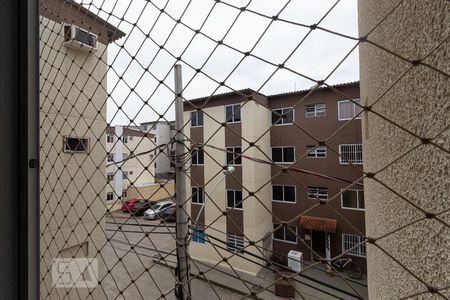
[[159, 206, 176, 222], [143, 200, 175, 220], [130, 200, 150, 216], [121, 199, 141, 213]]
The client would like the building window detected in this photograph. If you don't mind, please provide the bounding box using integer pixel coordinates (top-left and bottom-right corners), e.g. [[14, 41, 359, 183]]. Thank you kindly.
[[307, 187, 328, 200], [306, 145, 327, 158], [342, 234, 366, 257], [225, 104, 241, 123], [338, 99, 361, 120], [191, 110, 204, 127], [122, 189, 127, 198], [122, 136, 129, 143], [191, 148, 204, 165], [342, 190, 365, 210], [272, 146, 295, 163], [272, 107, 294, 125], [273, 223, 297, 243], [192, 226, 206, 244], [143, 125, 148, 131], [305, 103, 326, 117], [226, 233, 244, 252], [122, 153, 129, 160], [226, 190, 243, 209], [107, 134, 114, 143], [122, 171, 128, 179], [107, 173, 114, 182], [339, 144, 363, 164], [64, 137, 89, 153], [106, 192, 114, 201], [192, 187, 204, 204], [226, 147, 242, 165], [107, 153, 114, 162], [272, 185, 296, 203]]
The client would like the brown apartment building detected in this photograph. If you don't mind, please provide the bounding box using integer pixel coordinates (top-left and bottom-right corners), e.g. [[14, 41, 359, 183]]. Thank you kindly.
[[184, 82, 366, 276]]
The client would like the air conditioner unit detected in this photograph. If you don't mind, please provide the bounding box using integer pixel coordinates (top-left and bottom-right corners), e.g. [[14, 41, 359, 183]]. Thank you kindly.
[[288, 250, 303, 272], [63, 24, 98, 53]]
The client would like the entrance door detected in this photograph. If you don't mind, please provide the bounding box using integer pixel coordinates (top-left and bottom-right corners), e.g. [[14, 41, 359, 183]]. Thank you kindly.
[[311, 230, 326, 260]]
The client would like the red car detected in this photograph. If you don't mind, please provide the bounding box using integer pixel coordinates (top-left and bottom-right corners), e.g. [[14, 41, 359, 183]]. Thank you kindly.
[[121, 199, 141, 213]]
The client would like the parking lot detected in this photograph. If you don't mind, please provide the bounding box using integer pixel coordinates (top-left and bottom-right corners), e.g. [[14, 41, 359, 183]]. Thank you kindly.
[[101, 212, 243, 300]]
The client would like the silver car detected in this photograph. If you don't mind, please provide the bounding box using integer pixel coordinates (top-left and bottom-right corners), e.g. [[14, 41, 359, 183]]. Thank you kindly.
[[143, 201, 175, 220]]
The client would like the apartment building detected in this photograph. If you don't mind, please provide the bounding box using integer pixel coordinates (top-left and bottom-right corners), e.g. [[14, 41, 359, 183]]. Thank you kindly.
[[138, 120, 176, 179], [105, 126, 156, 204], [184, 82, 365, 276], [39, 0, 124, 298]]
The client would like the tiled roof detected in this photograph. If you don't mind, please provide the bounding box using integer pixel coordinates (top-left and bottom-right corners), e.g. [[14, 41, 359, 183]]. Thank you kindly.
[[299, 216, 338, 233], [268, 81, 359, 98], [187, 88, 259, 103]]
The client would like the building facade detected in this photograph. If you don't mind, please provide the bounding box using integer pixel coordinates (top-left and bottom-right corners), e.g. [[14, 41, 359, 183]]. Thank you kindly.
[[105, 126, 156, 205], [184, 82, 366, 276], [39, 0, 124, 298], [138, 121, 176, 179]]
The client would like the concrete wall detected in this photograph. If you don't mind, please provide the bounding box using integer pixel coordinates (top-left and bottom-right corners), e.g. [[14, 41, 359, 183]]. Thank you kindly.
[[40, 16, 108, 299], [359, 1, 449, 298]]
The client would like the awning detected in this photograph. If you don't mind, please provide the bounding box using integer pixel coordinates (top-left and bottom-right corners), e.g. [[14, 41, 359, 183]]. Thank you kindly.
[[299, 216, 337, 233]]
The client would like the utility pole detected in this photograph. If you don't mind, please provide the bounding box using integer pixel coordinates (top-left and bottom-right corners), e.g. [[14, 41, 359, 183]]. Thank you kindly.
[[174, 64, 191, 300]]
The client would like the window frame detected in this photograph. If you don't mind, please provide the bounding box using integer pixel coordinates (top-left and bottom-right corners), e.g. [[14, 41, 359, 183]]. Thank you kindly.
[[225, 146, 242, 166], [190, 110, 204, 127], [63, 136, 90, 153], [191, 148, 204, 165], [272, 107, 295, 126], [307, 186, 328, 200], [226, 190, 243, 209], [107, 173, 114, 183], [225, 103, 241, 123], [107, 153, 114, 162], [272, 223, 298, 244], [271, 185, 296, 204], [305, 103, 326, 118], [271, 146, 295, 164], [341, 189, 365, 211], [339, 144, 363, 165], [106, 192, 114, 202], [338, 99, 361, 121], [191, 186, 205, 205], [306, 145, 327, 158], [342, 233, 366, 257], [226, 233, 244, 253], [107, 134, 114, 143]]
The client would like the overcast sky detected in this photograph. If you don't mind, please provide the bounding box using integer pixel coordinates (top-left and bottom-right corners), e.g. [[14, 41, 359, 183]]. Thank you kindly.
[[80, 0, 359, 125]]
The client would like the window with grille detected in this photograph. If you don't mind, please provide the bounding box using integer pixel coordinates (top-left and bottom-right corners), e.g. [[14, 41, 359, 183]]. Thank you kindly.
[[226, 190, 243, 209], [342, 190, 365, 210], [226, 233, 244, 252], [306, 145, 327, 158], [226, 147, 242, 165], [107, 173, 114, 182], [106, 192, 114, 202], [225, 104, 241, 123], [273, 223, 297, 243], [305, 103, 326, 117], [342, 234, 366, 257], [191, 148, 204, 165], [63, 137, 89, 153], [272, 107, 294, 125], [339, 144, 363, 164], [122, 189, 127, 198], [338, 99, 361, 120], [191, 110, 204, 127], [122, 136, 129, 143], [272, 185, 296, 203], [192, 226, 205, 244], [107, 134, 114, 143], [272, 146, 295, 163], [307, 187, 328, 200], [192, 187, 204, 204], [107, 153, 114, 162]]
